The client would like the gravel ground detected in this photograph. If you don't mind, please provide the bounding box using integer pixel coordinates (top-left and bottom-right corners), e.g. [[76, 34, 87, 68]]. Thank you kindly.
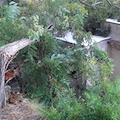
[[0, 99, 45, 120]]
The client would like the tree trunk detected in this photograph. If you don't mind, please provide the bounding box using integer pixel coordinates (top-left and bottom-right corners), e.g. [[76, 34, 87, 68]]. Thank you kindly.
[[0, 55, 7, 109], [0, 38, 31, 109]]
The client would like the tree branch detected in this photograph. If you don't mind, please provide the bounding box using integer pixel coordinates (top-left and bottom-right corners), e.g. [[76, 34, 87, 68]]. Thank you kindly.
[[0, 38, 32, 57], [79, 0, 120, 9], [79, 0, 96, 8]]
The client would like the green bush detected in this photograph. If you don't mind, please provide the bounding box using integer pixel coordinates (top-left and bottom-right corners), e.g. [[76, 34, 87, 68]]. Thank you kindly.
[[44, 77, 120, 120], [0, 2, 28, 45], [44, 91, 86, 120], [84, 8, 110, 37]]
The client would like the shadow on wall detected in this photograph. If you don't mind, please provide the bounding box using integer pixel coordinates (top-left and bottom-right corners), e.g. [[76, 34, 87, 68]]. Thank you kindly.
[[107, 40, 120, 81]]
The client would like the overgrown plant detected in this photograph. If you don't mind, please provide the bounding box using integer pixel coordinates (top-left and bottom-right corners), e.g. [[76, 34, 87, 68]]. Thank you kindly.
[[44, 77, 120, 120], [0, 0, 115, 110], [20, 0, 89, 104], [18, 0, 114, 105], [0, 1, 28, 45]]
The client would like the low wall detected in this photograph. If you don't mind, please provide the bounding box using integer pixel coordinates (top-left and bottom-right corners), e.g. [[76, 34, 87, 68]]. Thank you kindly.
[[106, 19, 120, 41], [97, 40, 108, 52], [107, 41, 120, 81], [97, 40, 120, 81]]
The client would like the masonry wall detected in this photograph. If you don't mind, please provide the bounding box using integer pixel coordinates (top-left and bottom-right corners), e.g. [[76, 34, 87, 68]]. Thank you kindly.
[[107, 42, 120, 81], [105, 22, 120, 41], [97, 40, 108, 52]]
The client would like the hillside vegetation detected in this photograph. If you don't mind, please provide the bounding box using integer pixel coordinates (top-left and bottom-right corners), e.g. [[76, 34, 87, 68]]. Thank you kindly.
[[0, 0, 120, 120]]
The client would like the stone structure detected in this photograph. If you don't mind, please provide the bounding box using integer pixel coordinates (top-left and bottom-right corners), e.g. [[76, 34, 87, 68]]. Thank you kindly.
[[100, 19, 120, 81], [106, 19, 120, 41], [107, 40, 120, 81]]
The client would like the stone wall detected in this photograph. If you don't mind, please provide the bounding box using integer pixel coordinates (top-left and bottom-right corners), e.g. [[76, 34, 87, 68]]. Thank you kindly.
[[105, 20, 120, 41], [97, 40, 108, 52], [107, 41, 120, 81]]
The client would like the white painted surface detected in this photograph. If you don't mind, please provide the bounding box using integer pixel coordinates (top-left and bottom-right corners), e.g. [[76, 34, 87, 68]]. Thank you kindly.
[[56, 31, 111, 46], [56, 32, 77, 44], [106, 18, 120, 25], [83, 35, 111, 47], [91, 36, 111, 43]]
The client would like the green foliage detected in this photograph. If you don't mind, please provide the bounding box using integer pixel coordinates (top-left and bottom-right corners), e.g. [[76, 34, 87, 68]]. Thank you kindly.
[[0, 2, 116, 118], [84, 9, 110, 36], [83, 0, 120, 36], [19, 0, 89, 105], [89, 46, 114, 82], [84, 77, 120, 120], [24, 57, 70, 104], [44, 77, 120, 120], [0, 1, 28, 45], [22, 0, 88, 40], [21, 2, 113, 103], [4, 1, 20, 21], [44, 91, 85, 120], [24, 40, 114, 105], [0, 18, 28, 43]]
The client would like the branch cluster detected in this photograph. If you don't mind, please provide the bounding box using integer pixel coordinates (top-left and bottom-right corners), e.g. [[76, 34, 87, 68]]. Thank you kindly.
[[79, 0, 120, 9]]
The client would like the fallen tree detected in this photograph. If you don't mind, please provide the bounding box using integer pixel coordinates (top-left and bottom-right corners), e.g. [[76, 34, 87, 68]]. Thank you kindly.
[[0, 38, 31, 109]]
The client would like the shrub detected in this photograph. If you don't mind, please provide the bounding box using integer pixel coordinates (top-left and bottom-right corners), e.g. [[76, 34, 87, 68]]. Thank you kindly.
[[44, 77, 120, 120]]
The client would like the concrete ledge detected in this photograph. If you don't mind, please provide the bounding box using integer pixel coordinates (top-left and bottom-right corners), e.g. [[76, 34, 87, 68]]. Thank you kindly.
[[106, 18, 120, 25]]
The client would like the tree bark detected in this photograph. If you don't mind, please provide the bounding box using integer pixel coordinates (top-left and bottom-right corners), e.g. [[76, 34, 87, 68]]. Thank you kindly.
[[0, 55, 6, 108], [0, 38, 31, 109]]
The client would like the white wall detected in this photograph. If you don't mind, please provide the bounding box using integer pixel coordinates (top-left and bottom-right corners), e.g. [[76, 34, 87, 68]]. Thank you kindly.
[[106, 19, 120, 41], [97, 40, 108, 52]]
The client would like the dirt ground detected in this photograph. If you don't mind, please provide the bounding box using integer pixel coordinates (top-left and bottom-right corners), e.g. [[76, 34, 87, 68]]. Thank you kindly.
[[0, 99, 44, 120]]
